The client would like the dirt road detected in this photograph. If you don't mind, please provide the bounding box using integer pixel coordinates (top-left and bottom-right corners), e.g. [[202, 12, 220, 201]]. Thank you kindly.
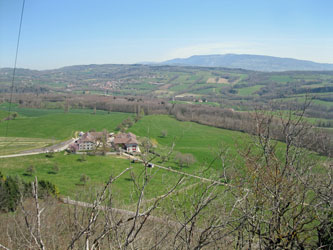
[[0, 138, 75, 158]]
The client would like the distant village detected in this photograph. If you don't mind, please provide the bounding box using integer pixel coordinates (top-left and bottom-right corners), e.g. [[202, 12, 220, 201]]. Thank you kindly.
[[69, 131, 140, 154]]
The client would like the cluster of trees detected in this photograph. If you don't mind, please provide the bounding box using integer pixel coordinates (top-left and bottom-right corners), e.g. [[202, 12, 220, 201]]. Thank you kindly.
[[0, 85, 51, 95], [316, 120, 333, 128], [0, 112, 18, 122], [0, 173, 58, 212], [175, 152, 196, 167], [115, 117, 136, 132], [229, 109, 333, 249]]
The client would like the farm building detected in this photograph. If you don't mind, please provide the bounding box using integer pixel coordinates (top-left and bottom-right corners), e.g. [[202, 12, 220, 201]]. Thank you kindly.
[[113, 132, 139, 153], [72, 131, 109, 151], [69, 131, 140, 153]]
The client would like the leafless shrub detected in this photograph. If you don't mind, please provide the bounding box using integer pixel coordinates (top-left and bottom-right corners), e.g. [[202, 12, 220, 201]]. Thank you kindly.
[[175, 152, 196, 168]]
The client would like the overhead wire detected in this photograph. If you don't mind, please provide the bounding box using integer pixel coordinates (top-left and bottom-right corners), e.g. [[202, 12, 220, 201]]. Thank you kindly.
[[3, 0, 26, 138], [1, 0, 26, 156]]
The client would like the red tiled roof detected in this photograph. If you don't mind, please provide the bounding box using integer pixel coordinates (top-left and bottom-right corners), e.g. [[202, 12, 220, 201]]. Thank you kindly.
[[114, 133, 138, 145]]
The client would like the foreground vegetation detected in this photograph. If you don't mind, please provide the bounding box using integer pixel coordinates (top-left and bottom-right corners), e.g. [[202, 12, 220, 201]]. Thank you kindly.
[[0, 153, 196, 206]]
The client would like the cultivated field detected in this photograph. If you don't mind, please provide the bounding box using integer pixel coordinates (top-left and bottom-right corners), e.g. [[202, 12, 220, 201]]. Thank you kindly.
[[0, 137, 57, 155]]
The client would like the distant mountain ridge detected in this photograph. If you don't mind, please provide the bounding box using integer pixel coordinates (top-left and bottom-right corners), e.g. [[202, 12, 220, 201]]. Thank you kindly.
[[161, 54, 333, 72]]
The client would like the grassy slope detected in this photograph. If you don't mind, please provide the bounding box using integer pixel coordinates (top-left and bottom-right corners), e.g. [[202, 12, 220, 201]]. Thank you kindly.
[[0, 112, 251, 201], [237, 85, 263, 96], [0, 112, 132, 140], [269, 75, 293, 83], [275, 96, 333, 108], [129, 115, 250, 174], [0, 105, 133, 154], [1, 112, 250, 168], [0, 152, 195, 207], [0, 110, 9, 120]]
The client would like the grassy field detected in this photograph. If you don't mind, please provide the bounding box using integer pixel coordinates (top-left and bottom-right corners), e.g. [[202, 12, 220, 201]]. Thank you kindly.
[[0, 113, 131, 139], [0, 104, 133, 154], [0, 110, 132, 140], [129, 115, 250, 175], [275, 96, 333, 108], [269, 75, 293, 83], [0, 152, 199, 208], [0, 137, 58, 155], [0, 110, 252, 205], [311, 99, 333, 108], [0, 111, 250, 172], [237, 85, 263, 96], [0, 110, 9, 120]]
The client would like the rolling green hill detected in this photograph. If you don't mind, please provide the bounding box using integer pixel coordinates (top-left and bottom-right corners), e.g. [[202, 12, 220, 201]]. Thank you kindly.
[[1, 64, 332, 116], [129, 115, 248, 170]]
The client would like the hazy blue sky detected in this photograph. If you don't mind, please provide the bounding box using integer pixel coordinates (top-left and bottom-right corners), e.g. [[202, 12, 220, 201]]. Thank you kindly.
[[1, 0, 333, 69]]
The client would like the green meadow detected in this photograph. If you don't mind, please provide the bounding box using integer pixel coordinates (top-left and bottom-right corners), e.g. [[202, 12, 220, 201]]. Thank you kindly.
[[0, 110, 9, 120], [0, 103, 133, 154], [237, 85, 264, 96], [129, 115, 249, 173], [269, 75, 293, 83], [0, 153, 194, 208], [0, 107, 250, 205], [0, 110, 132, 140], [275, 95, 333, 108], [0, 106, 328, 212]]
